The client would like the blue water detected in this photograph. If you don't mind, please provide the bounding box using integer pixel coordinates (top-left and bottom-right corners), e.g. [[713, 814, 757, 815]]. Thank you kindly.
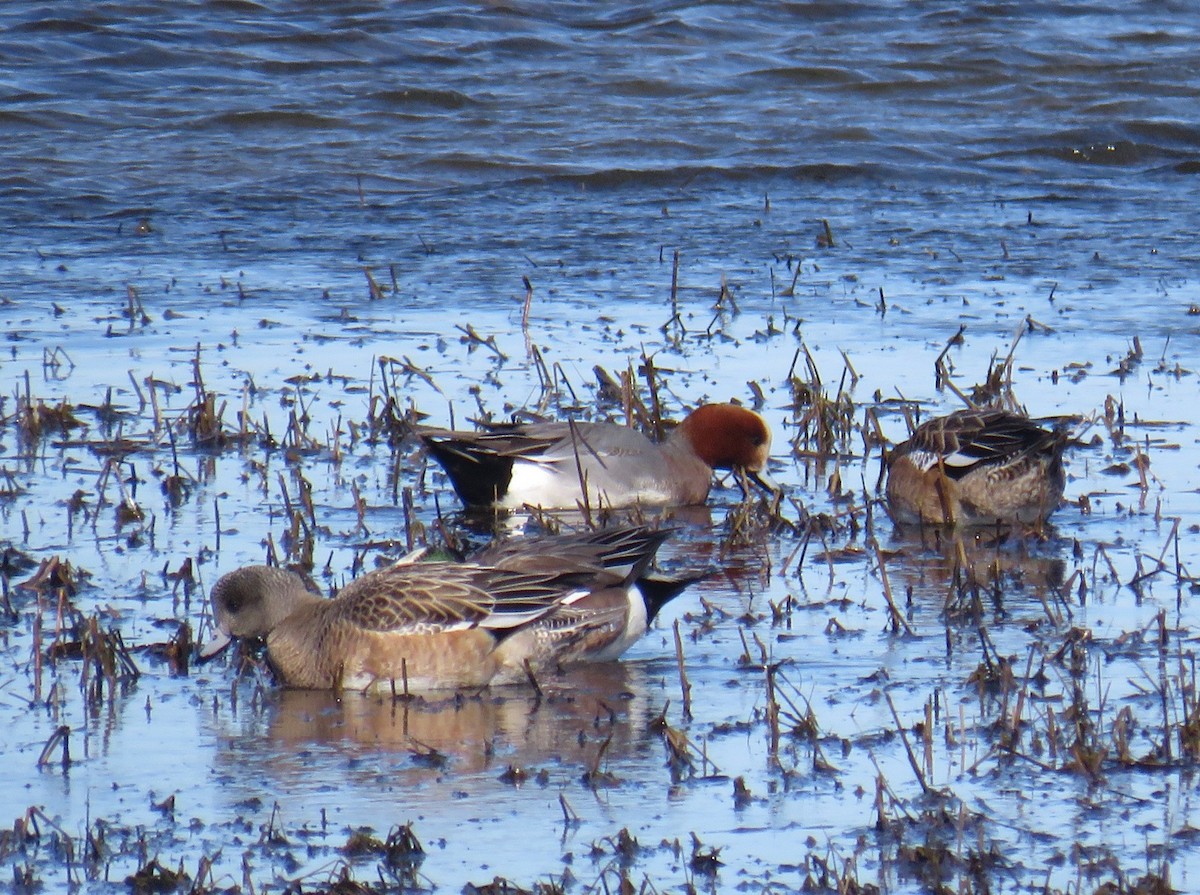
[[2, 3, 1199, 893]]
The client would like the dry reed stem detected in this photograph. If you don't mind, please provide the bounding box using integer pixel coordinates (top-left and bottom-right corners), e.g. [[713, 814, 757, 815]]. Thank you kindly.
[[884, 691, 930, 794], [873, 543, 915, 636], [673, 619, 692, 721]]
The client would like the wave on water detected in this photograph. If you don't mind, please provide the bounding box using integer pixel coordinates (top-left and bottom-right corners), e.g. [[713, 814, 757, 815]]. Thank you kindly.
[[200, 109, 345, 131], [369, 88, 479, 110]]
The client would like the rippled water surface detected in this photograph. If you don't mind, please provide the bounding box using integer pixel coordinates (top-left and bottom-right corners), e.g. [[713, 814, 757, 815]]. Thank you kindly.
[[3, 2, 1200, 893]]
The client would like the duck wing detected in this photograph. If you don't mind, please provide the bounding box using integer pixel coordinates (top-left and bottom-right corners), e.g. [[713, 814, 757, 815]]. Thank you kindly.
[[329, 562, 601, 634], [903, 409, 1063, 479], [474, 524, 673, 584]]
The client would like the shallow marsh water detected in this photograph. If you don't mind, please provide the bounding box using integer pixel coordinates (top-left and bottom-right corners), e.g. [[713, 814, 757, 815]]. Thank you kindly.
[[4, 2, 1200, 893]]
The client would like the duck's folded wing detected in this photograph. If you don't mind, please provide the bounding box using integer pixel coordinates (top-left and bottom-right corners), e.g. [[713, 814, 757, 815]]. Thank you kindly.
[[476, 524, 672, 583], [419, 422, 574, 463], [908, 410, 1059, 476], [332, 563, 584, 634]]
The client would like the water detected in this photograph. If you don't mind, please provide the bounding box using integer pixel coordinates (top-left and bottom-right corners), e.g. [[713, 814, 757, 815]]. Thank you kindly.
[[2, 2, 1200, 892]]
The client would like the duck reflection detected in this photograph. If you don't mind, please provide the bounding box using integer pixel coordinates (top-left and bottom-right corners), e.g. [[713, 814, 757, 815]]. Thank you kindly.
[[886, 525, 1073, 618], [208, 661, 667, 789], [447, 504, 717, 547]]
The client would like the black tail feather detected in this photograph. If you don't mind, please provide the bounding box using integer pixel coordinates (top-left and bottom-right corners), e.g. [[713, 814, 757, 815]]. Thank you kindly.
[[638, 570, 710, 623]]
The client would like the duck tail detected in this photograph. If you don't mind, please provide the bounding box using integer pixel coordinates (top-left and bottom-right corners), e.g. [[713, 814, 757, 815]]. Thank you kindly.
[[637, 570, 710, 624], [421, 433, 515, 507]]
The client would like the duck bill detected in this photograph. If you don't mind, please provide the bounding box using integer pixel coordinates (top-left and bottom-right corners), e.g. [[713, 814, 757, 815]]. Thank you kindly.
[[197, 628, 233, 661], [748, 467, 782, 498]]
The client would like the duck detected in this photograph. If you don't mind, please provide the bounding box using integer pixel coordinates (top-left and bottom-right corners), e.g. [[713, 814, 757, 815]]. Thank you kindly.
[[197, 526, 699, 692], [418, 403, 776, 510], [885, 407, 1074, 526]]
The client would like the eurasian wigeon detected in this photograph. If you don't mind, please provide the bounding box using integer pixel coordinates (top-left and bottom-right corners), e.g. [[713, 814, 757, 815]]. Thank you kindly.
[[885, 407, 1075, 527], [418, 403, 776, 510], [198, 526, 698, 692]]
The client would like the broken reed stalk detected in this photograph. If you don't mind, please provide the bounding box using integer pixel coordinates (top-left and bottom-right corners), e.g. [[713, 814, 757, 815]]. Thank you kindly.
[[674, 619, 692, 721], [765, 663, 781, 759], [565, 420, 597, 527], [351, 481, 368, 536], [782, 259, 802, 297], [529, 344, 553, 402], [716, 272, 739, 314], [884, 691, 931, 794], [0, 578, 16, 626], [933, 325, 968, 393], [37, 725, 71, 770], [873, 543, 915, 636], [1094, 544, 1122, 587], [453, 324, 507, 361], [277, 472, 295, 520], [127, 369, 146, 412], [558, 794, 579, 826], [522, 658, 544, 699], [402, 486, 415, 552], [585, 733, 614, 786], [1008, 645, 1038, 749], [550, 359, 579, 405], [1001, 323, 1026, 394], [873, 774, 888, 830], [670, 249, 680, 317], [1154, 516, 1182, 572], [125, 284, 150, 328], [660, 249, 685, 336], [923, 698, 934, 781], [521, 276, 533, 331], [33, 609, 43, 701], [640, 349, 664, 442], [363, 267, 386, 301]]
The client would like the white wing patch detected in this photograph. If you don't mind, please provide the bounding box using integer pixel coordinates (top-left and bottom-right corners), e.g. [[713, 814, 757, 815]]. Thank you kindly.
[[940, 449, 978, 469], [908, 448, 975, 473], [907, 449, 940, 472]]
